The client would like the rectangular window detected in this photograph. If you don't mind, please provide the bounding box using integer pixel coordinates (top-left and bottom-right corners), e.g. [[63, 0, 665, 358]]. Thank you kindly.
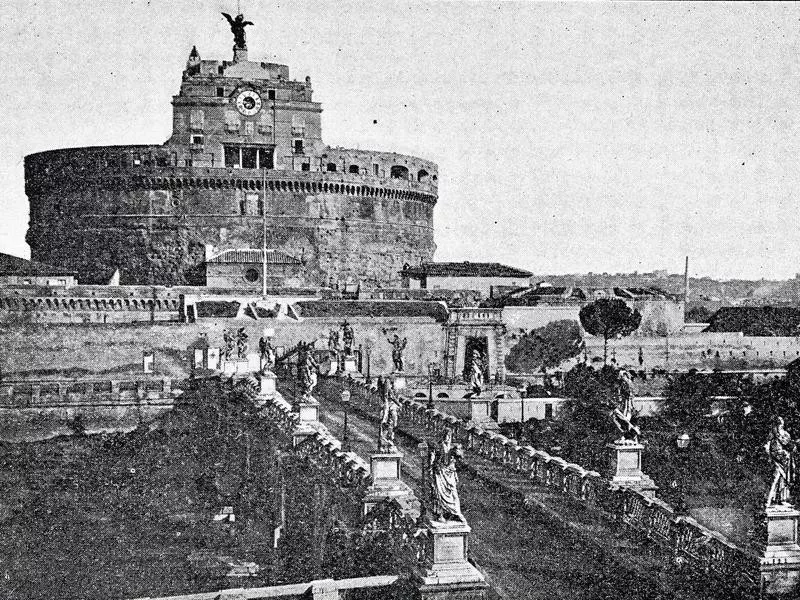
[[191, 135, 204, 145], [291, 115, 306, 136], [224, 146, 240, 168], [244, 121, 254, 136], [258, 147, 274, 170], [293, 139, 304, 155], [216, 87, 225, 97], [225, 111, 240, 132], [545, 403, 553, 420], [301, 162, 310, 171], [268, 89, 276, 100], [190, 110, 205, 131], [241, 147, 257, 169], [373, 163, 379, 177], [246, 193, 259, 215], [218, 66, 224, 75]]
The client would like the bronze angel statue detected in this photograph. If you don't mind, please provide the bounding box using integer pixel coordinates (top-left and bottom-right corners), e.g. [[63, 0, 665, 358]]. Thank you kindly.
[[222, 13, 253, 49]]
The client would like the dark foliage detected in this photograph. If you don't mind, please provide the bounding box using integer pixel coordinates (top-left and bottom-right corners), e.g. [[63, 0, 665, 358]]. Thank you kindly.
[[706, 306, 800, 336], [505, 319, 584, 373], [578, 298, 642, 362]]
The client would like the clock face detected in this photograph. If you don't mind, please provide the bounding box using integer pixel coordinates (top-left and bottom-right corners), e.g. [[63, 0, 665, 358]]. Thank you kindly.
[[235, 90, 262, 116]]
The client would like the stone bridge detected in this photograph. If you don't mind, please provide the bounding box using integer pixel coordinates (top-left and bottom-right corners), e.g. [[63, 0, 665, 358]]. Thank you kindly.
[[190, 366, 798, 599]]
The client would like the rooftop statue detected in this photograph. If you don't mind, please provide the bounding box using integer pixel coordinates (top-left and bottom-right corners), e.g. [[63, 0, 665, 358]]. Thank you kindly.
[[766, 416, 796, 507], [222, 12, 253, 49]]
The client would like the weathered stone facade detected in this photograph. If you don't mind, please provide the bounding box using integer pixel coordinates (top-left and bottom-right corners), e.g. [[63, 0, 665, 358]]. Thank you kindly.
[[25, 36, 437, 288]]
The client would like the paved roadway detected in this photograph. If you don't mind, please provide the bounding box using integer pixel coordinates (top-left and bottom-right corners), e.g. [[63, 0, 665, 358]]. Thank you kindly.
[[278, 383, 725, 600]]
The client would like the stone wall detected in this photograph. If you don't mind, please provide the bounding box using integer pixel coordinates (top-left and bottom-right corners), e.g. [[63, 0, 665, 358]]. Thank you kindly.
[[25, 146, 437, 288], [0, 317, 446, 380]]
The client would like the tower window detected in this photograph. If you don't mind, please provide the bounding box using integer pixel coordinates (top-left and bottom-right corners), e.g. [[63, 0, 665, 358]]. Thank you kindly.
[[373, 163, 380, 177], [241, 147, 257, 169], [191, 135, 204, 146], [218, 66, 224, 75], [293, 139, 304, 155], [268, 89, 276, 100], [216, 87, 225, 97]]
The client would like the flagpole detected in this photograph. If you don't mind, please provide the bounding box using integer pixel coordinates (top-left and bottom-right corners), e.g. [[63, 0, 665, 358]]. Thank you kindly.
[[262, 165, 267, 299]]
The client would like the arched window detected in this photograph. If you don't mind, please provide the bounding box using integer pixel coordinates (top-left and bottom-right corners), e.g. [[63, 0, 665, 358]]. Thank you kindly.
[[348, 164, 360, 174], [326, 163, 337, 172], [390, 165, 409, 179], [417, 169, 429, 182]]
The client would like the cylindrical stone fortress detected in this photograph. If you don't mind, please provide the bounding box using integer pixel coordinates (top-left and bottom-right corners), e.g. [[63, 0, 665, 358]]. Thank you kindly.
[[25, 42, 437, 288]]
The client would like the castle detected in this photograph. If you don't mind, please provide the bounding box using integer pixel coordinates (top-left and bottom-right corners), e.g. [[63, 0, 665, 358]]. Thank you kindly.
[[25, 15, 437, 289]]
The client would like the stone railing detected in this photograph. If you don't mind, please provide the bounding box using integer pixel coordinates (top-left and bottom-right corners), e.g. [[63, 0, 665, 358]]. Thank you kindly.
[[128, 574, 399, 600], [254, 386, 372, 497], [0, 378, 176, 409], [318, 377, 761, 594]]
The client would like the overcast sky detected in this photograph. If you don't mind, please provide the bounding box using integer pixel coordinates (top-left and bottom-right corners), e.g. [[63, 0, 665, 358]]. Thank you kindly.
[[1, 1, 798, 280]]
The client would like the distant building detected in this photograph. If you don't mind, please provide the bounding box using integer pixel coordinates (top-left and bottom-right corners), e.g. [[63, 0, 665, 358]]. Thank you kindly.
[[489, 282, 685, 335], [0, 252, 76, 288], [400, 262, 532, 297], [205, 249, 305, 290]]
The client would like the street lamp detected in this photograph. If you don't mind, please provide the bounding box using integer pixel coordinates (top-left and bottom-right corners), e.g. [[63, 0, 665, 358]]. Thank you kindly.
[[673, 432, 691, 515], [427, 362, 436, 410], [341, 389, 351, 451]]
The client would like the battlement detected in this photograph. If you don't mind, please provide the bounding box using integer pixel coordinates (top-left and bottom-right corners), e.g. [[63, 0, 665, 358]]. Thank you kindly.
[[25, 146, 438, 199]]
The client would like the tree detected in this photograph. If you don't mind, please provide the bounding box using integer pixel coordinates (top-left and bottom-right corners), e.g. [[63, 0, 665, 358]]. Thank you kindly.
[[505, 320, 584, 373], [579, 298, 642, 363]]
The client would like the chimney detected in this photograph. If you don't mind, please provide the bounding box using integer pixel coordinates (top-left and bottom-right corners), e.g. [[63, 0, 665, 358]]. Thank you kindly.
[[684, 256, 689, 301]]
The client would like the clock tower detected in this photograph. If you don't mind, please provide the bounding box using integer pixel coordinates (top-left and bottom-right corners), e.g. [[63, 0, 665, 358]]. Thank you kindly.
[[166, 23, 323, 172]]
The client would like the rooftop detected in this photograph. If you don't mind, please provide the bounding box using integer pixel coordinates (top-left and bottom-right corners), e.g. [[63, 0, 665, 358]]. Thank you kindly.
[[402, 261, 532, 279], [0, 253, 76, 277]]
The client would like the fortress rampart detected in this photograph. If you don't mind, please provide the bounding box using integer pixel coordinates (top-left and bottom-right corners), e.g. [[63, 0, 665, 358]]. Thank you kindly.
[[26, 145, 437, 287]]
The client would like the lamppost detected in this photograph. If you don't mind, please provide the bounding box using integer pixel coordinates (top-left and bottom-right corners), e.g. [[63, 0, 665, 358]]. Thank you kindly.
[[427, 362, 436, 410], [673, 432, 691, 515], [341, 388, 351, 452]]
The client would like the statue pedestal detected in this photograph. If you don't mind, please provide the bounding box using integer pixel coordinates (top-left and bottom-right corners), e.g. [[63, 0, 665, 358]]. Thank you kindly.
[[413, 519, 487, 597], [292, 397, 320, 447], [342, 355, 358, 374], [465, 394, 499, 431], [221, 359, 250, 376], [362, 451, 417, 516], [759, 505, 800, 596], [393, 374, 408, 391], [257, 371, 276, 399], [606, 440, 657, 497]]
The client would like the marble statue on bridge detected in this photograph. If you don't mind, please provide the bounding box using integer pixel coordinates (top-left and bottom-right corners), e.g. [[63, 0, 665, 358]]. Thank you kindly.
[[610, 368, 640, 443], [379, 378, 401, 451], [766, 416, 796, 507], [236, 328, 249, 359], [428, 429, 466, 522], [298, 341, 319, 400], [259, 335, 276, 372], [468, 349, 484, 397], [341, 320, 355, 356]]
